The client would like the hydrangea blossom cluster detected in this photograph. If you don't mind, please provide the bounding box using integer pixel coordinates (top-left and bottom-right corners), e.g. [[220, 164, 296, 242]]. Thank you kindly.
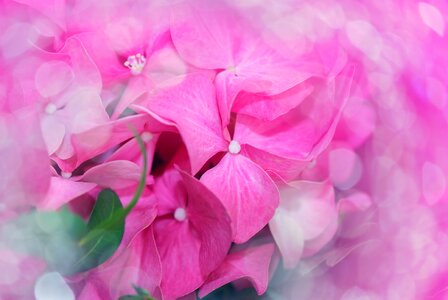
[[0, 0, 447, 300]]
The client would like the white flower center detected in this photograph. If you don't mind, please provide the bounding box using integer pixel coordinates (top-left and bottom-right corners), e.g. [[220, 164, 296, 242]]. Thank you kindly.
[[61, 171, 72, 179], [45, 103, 57, 115], [124, 53, 146, 75], [174, 207, 187, 221], [228, 140, 241, 154], [141, 131, 153, 143]]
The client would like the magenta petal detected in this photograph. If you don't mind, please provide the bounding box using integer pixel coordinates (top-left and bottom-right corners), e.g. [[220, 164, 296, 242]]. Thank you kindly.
[[147, 74, 227, 173], [199, 243, 275, 297], [153, 169, 232, 299], [39, 177, 96, 210], [154, 219, 203, 298], [201, 153, 279, 243], [179, 170, 232, 275], [80, 160, 141, 190], [153, 168, 188, 215]]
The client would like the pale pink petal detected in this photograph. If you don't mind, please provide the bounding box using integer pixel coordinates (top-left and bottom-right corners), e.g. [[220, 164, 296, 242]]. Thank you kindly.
[[40, 115, 66, 155], [0, 111, 51, 211], [201, 153, 279, 243], [80, 160, 141, 190], [112, 76, 152, 119], [61, 87, 109, 134], [146, 74, 227, 174], [269, 180, 336, 268], [38, 177, 96, 210], [199, 243, 275, 297], [269, 213, 305, 269], [13, 0, 66, 30], [72, 114, 149, 166]]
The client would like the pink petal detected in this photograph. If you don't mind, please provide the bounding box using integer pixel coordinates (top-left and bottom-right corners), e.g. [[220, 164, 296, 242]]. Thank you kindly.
[[234, 66, 354, 162], [80, 160, 141, 190], [199, 243, 275, 297], [234, 46, 320, 95], [146, 74, 227, 174], [170, 0, 245, 69], [242, 144, 309, 182], [233, 81, 315, 121], [201, 153, 279, 243], [38, 177, 96, 210]]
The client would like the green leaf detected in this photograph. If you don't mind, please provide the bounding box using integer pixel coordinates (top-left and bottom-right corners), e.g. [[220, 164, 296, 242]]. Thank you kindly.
[[72, 189, 125, 273], [118, 285, 155, 300]]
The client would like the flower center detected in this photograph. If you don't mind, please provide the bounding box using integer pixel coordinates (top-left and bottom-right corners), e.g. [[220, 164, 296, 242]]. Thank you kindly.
[[45, 103, 57, 115], [61, 171, 72, 179], [124, 53, 146, 75], [174, 207, 187, 221], [228, 140, 241, 154], [141, 131, 153, 143]]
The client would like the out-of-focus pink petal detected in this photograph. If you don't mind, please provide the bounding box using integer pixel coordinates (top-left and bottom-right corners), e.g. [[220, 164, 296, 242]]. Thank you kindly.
[[13, 0, 66, 30], [146, 74, 227, 174], [78, 227, 162, 300], [40, 115, 65, 155], [38, 177, 96, 210], [0, 111, 50, 212], [269, 180, 336, 268], [199, 243, 275, 297], [201, 153, 279, 243], [80, 160, 141, 190]]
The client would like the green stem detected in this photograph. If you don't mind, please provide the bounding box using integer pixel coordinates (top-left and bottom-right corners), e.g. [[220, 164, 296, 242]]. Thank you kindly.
[[79, 129, 148, 247]]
